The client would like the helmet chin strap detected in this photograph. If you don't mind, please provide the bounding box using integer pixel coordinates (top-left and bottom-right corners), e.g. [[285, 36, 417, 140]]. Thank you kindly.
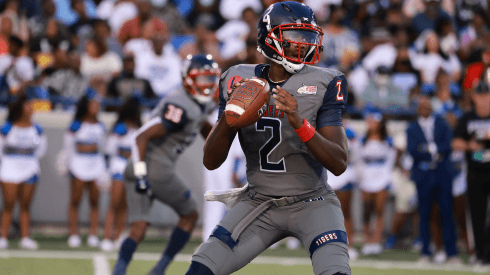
[[259, 47, 305, 75]]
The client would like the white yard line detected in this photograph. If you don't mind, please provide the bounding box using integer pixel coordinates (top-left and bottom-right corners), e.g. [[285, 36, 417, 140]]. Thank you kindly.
[[1, 250, 490, 274], [93, 253, 111, 275]]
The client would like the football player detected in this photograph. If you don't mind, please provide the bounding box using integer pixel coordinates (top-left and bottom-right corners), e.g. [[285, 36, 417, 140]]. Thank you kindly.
[[112, 54, 220, 275], [186, 2, 351, 275]]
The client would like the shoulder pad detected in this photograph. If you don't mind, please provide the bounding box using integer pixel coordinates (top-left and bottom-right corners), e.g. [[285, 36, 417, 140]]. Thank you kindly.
[[34, 124, 43, 135], [69, 120, 82, 133], [345, 128, 356, 140], [0, 122, 12, 136], [113, 122, 128, 136]]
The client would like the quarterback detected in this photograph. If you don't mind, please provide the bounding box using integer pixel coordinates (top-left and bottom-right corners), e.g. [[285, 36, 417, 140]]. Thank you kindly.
[[186, 2, 351, 275]]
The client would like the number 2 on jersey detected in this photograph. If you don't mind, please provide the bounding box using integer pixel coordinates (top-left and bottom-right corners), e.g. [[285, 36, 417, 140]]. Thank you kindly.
[[256, 118, 286, 172]]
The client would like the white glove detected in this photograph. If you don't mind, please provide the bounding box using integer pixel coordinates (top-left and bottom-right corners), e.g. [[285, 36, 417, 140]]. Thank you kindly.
[[56, 150, 69, 176], [96, 169, 112, 192]]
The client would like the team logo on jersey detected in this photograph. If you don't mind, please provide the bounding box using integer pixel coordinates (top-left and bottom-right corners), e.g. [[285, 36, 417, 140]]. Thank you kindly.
[[297, 84, 317, 95], [258, 102, 268, 117]]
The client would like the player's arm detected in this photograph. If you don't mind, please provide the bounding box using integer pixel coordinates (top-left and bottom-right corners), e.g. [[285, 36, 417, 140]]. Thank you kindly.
[[200, 121, 213, 139], [132, 117, 167, 165], [273, 84, 349, 175], [203, 79, 245, 170]]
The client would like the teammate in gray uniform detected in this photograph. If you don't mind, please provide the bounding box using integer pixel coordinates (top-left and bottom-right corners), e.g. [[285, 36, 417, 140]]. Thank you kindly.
[[186, 2, 351, 275], [112, 54, 221, 275]]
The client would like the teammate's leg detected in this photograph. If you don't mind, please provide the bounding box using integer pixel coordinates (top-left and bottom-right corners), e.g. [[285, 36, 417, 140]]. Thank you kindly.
[[149, 211, 198, 275], [148, 175, 198, 275], [19, 183, 37, 238], [113, 221, 148, 275], [0, 182, 19, 244], [68, 177, 85, 237]]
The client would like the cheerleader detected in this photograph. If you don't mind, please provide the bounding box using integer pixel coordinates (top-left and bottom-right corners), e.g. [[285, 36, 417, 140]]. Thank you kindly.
[[58, 89, 106, 248], [326, 125, 361, 260], [358, 109, 397, 256], [100, 97, 141, 252], [0, 92, 47, 250]]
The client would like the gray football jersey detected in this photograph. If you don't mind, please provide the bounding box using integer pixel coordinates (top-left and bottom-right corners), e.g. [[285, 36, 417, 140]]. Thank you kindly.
[[146, 87, 214, 169], [218, 64, 348, 196]]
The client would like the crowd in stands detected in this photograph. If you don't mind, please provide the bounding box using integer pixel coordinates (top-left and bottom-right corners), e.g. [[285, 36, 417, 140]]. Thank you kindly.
[[0, 0, 489, 266]]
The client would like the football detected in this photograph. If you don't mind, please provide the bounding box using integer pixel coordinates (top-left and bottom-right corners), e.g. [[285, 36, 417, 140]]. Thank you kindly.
[[225, 78, 270, 128]]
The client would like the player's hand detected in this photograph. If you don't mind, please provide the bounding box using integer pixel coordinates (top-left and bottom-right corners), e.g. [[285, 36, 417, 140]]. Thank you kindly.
[[135, 175, 151, 195], [272, 86, 304, 129], [227, 78, 250, 99]]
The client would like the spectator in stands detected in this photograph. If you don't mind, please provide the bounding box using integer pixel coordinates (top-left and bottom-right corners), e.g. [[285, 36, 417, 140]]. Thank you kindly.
[[101, 97, 142, 252], [411, 31, 462, 84], [455, 0, 488, 30], [358, 108, 397, 256], [42, 51, 89, 101], [96, 0, 137, 37], [118, 0, 167, 45], [407, 95, 460, 263], [57, 88, 107, 248], [358, 65, 410, 110], [0, 0, 28, 41], [453, 81, 490, 265], [385, 0, 410, 27], [133, 32, 182, 98], [107, 55, 155, 100], [0, 92, 47, 250], [30, 18, 71, 70], [0, 16, 12, 56], [153, 0, 192, 34], [320, 4, 360, 70], [80, 36, 122, 81], [70, 0, 97, 53], [411, 0, 452, 35], [54, 0, 97, 27], [0, 36, 35, 95], [28, 0, 69, 40], [391, 46, 421, 102], [432, 70, 463, 128], [326, 123, 361, 260], [93, 19, 123, 57], [219, 0, 262, 22], [459, 9, 490, 58], [462, 38, 489, 93]]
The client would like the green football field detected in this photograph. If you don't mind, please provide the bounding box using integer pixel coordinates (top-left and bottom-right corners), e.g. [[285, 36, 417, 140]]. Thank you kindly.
[[0, 236, 489, 275]]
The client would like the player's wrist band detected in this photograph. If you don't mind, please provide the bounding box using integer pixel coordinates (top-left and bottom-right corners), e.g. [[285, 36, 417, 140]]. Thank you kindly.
[[134, 161, 147, 177], [295, 119, 315, 143]]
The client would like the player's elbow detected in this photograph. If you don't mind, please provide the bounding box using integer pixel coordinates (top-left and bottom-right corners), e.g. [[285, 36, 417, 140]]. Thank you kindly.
[[203, 155, 221, 170], [330, 161, 347, 176]]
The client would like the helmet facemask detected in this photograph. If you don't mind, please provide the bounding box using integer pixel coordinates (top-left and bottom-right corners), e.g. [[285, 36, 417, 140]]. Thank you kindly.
[[264, 23, 324, 74], [184, 68, 221, 104]]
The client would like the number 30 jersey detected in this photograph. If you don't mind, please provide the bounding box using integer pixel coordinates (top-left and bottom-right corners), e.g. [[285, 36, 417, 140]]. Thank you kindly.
[[218, 64, 348, 196], [147, 87, 215, 169]]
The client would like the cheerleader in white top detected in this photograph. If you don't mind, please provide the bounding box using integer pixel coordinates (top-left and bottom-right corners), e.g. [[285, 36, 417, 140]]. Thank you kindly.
[[0, 92, 47, 250], [58, 89, 106, 248], [101, 97, 141, 252], [358, 109, 397, 256], [326, 124, 361, 260]]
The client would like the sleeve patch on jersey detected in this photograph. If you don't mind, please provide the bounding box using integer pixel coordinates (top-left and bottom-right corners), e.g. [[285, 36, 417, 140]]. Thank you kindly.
[[309, 230, 348, 257], [321, 75, 348, 110], [0, 122, 12, 136], [113, 122, 128, 136], [69, 120, 82, 133], [211, 225, 238, 250], [35, 124, 43, 135], [227, 75, 242, 90], [160, 103, 188, 132]]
